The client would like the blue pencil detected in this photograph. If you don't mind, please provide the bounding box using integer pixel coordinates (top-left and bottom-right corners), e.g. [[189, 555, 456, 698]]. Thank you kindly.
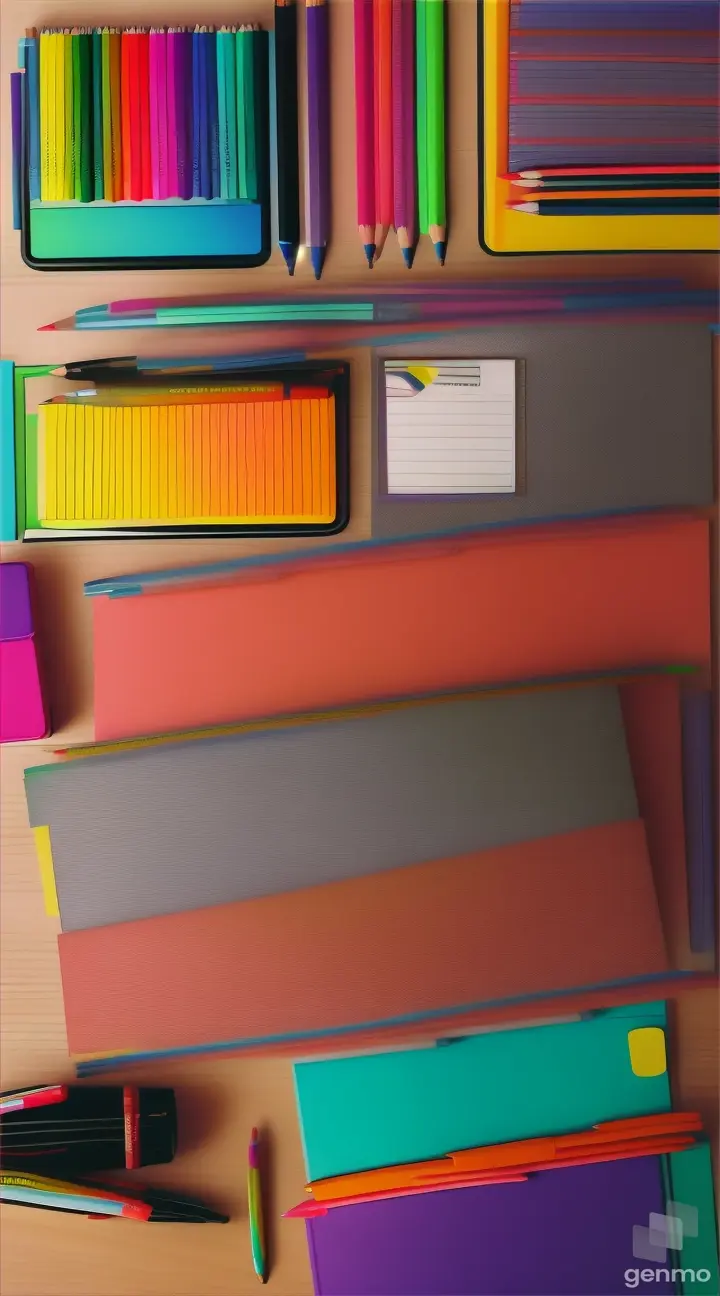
[[10, 73, 22, 230], [192, 27, 201, 196], [23, 30, 41, 200], [204, 27, 220, 198]]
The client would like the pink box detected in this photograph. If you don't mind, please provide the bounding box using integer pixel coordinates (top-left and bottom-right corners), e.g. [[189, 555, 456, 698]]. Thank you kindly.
[[0, 563, 50, 741]]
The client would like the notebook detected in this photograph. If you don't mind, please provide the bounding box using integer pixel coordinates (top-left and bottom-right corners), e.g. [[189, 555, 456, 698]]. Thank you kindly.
[[304, 1156, 672, 1295], [293, 1002, 671, 1181], [373, 323, 713, 536], [56, 818, 668, 1060], [383, 359, 517, 495], [85, 515, 711, 741], [3, 360, 350, 540], [26, 682, 638, 931]]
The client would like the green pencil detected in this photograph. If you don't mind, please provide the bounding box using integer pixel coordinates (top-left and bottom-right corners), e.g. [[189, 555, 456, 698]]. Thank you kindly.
[[424, 0, 446, 263], [101, 27, 113, 198], [63, 29, 74, 198], [416, 1, 428, 237], [71, 30, 82, 199], [92, 29, 104, 199], [78, 31, 93, 202]]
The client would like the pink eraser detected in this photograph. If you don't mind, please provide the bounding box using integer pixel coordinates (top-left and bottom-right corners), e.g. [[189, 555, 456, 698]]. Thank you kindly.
[[0, 563, 51, 741]]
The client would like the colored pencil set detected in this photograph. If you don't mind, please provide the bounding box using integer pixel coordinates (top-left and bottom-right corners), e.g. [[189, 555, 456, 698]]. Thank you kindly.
[[26, 25, 263, 204], [354, 0, 446, 268], [505, 0, 720, 218]]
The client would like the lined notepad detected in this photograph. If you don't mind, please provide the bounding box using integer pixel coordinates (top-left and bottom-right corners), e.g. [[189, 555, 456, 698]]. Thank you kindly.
[[384, 360, 516, 494], [37, 394, 336, 527]]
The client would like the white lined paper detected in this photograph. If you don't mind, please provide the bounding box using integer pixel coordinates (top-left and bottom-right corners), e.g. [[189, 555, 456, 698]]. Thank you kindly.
[[385, 359, 516, 495]]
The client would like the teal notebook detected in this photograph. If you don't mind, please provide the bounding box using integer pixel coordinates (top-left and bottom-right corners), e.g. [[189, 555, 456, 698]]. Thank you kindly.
[[664, 1143, 719, 1295], [293, 1003, 671, 1181]]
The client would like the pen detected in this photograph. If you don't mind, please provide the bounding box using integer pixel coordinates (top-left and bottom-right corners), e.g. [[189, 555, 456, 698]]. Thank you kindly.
[[248, 1127, 267, 1283]]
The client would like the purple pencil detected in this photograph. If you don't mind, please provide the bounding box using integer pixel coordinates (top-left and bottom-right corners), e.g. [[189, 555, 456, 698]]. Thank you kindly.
[[166, 30, 180, 195], [306, 0, 330, 279], [174, 28, 192, 199], [392, 0, 416, 267]]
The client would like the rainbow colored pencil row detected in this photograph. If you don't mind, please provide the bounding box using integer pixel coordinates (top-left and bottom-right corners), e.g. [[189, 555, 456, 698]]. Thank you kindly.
[[34, 26, 262, 204]]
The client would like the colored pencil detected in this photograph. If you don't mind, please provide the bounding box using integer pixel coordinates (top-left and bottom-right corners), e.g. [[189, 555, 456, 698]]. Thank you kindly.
[[507, 165, 720, 180], [205, 28, 220, 198], [510, 173, 720, 191], [39, 30, 51, 200], [192, 27, 202, 196], [24, 29, 41, 201], [306, 0, 331, 279], [247, 1128, 267, 1283], [155, 29, 169, 200], [92, 29, 104, 198], [236, 27, 258, 201], [63, 29, 74, 199], [511, 188, 719, 203], [179, 29, 194, 200], [515, 198, 720, 216], [416, 0, 428, 242], [101, 28, 113, 197], [121, 30, 133, 197], [424, 0, 446, 262], [135, 29, 151, 199], [71, 31, 83, 199], [109, 29, 123, 199], [166, 29, 180, 196], [274, 0, 300, 274], [217, 27, 238, 200], [125, 30, 143, 201], [78, 30, 93, 202], [10, 73, 22, 230], [373, 0, 393, 260], [392, 0, 416, 267], [353, 0, 376, 265]]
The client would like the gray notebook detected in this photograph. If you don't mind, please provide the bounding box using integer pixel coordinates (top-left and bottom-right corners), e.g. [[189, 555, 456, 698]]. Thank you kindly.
[[26, 685, 638, 933], [372, 322, 713, 538]]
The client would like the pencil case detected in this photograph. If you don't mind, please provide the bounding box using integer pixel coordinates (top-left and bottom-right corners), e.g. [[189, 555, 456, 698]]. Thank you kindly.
[[0, 1084, 177, 1173], [11, 25, 271, 271]]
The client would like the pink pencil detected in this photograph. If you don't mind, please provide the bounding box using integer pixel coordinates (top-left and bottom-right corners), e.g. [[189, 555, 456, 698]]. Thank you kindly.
[[373, 0, 393, 261], [165, 29, 180, 196], [392, 0, 416, 266], [354, 0, 376, 266]]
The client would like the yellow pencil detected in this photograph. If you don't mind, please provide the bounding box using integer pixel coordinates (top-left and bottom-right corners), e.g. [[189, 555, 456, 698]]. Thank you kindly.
[[53, 32, 65, 201], [63, 29, 74, 198], [39, 29, 51, 199]]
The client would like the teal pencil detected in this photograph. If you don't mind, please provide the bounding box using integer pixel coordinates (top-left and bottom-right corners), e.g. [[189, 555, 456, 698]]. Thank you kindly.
[[92, 28, 104, 198], [244, 29, 257, 201], [236, 28, 248, 199], [217, 27, 238, 199]]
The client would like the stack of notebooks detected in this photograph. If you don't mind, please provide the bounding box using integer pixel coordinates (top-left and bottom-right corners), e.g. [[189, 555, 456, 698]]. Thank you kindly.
[[479, 0, 720, 253], [23, 514, 716, 1075], [289, 1005, 719, 1294]]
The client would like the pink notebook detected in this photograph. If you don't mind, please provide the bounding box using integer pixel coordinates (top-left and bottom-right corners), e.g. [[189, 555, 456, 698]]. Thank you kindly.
[[0, 563, 50, 742]]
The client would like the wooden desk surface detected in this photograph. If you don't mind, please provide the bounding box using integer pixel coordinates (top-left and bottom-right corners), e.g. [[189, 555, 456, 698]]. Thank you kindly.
[[1, 0, 718, 1291]]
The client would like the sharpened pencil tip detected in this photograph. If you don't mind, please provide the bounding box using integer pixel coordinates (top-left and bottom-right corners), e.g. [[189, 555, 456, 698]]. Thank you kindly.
[[279, 242, 298, 276], [363, 244, 376, 268], [38, 323, 56, 331], [401, 247, 414, 269], [310, 246, 326, 281], [433, 242, 446, 266]]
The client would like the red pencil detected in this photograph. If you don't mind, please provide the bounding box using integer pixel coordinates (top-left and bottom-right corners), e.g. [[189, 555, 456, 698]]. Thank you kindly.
[[504, 164, 720, 180], [136, 29, 152, 200], [121, 32, 134, 198], [373, 0, 393, 261], [353, 0, 376, 266]]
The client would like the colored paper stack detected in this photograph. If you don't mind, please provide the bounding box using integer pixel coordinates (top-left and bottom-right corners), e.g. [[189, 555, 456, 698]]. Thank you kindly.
[[288, 1006, 719, 1294], [479, 0, 720, 253]]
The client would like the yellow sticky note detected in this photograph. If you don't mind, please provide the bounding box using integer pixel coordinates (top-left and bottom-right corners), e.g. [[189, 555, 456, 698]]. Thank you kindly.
[[141, 407, 151, 519], [33, 825, 59, 918], [158, 405, 168, 519], [65, 408, 76, 521], [167, 405, 177, 519], [74, 405, 85, 519], [628, 1027, 667, 1078], [149, 406, 160, 519]]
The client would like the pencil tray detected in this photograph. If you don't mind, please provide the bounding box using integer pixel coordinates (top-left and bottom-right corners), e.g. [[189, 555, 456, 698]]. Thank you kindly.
[[16, 27, 271, 271]]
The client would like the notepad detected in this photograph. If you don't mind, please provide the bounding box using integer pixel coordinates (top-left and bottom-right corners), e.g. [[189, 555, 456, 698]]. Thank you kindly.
[[35, 393, 336, 530], [384, 360, 516, 494]]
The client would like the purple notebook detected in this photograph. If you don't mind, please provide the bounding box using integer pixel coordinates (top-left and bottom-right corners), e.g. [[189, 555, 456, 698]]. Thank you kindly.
[[305, 1157, 672, 1296]]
